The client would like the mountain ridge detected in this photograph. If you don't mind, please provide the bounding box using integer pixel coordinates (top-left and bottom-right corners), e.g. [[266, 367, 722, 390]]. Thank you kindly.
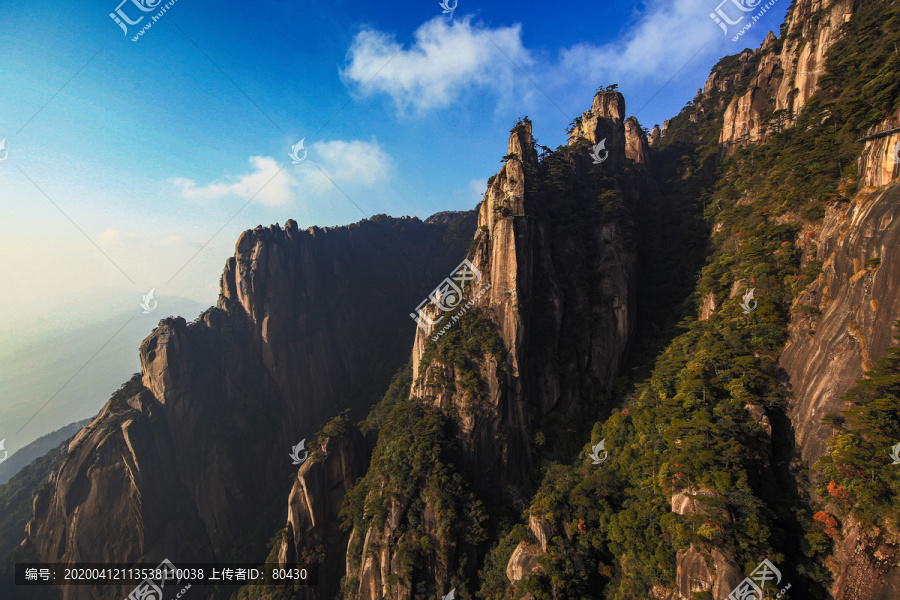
[[4, 0, 900, 598]]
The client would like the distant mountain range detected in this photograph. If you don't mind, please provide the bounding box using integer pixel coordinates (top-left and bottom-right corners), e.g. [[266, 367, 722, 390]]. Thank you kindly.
[[0, 419, 90, 485], [0, 296, 206, 452], [3, 0, 900, 598]]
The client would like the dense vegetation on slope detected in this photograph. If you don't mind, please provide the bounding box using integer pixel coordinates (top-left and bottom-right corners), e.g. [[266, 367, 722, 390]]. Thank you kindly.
[[238, 2, 900, 598], [477, 1, 900, 598], [334, 113, 651, 599], [341, 397, 489, 598], [416, 312, 509, 414], [815, 325, 900, 533]]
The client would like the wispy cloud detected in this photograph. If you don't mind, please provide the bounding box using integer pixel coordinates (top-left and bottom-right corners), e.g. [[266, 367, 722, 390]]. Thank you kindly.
[[173, 139, 393, 206], [307, 139, 393, 189], [342, 0, 757, 121], [174, 156, 295, 207], [557, 0, 727, 87], [468, 177, 487, 199], [341, 17, 533, 115]]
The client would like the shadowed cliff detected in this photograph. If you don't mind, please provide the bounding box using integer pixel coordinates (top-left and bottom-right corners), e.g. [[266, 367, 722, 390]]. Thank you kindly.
[[12, 213, 476, 600]]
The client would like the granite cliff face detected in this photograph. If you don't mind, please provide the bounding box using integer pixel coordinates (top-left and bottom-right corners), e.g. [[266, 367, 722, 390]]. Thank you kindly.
[[708, 0, 860, 156], [669, 490, 743, 600], [409, 111, 639, 495], [7, 1, 900, 599], [23, 377, 207, 600], [781, 183, 900, 467], [568, 91, 629, 169], [828, 516, 900, 600], [858, 112, 900, 189], [624, 117, 652, 165], [18, 214, 476, 600], [339, 106, 642, 599], [278, 426, 371, 600]]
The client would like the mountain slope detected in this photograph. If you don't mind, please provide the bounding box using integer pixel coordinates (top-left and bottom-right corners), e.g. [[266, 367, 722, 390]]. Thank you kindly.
[[281, 0, 900, 598], [0, 419, 90, 486], [0, 297, 206, 452], [274, 104, 654, 600], [467, 0, 900, 598], [15, 213, 477, 600], [0, 423, 86, 565], [8, 1, 900, 599]]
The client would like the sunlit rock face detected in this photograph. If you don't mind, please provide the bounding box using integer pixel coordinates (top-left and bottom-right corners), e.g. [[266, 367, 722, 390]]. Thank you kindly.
[[705, 0, 860, 157], [781, 182, 900, 467]]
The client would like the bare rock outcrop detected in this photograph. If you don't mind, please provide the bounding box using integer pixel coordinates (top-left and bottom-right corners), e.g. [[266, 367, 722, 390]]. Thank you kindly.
[[569, 91, 626, 144], [713, 0, 860, 157], [780, 181, 900, 467], [675, 547, 743, 600], [670, 488, 742, 599], [624, 116, 651, 165], [568, 91, 628, 168], [528, 513, 556, 552], [702, 48, 755, 110], [22, 214, 476, 600], [279, 428, 370, 600], [506, 542, 542, 583], [503, 510, 564, 584], [27, 379, 212, 600], [699, 291, 717, 321], [858, 111, 900, 189], [411, 115, 637, 501], [829, 519, 900, 600]]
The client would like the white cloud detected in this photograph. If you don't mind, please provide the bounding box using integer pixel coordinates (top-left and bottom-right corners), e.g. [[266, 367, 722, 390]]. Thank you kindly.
[[341, 17, 533, 114], [341, 0, 753, 122], [307, 139, 392, 189], [174, 156, 296, 207], [173, 139, 392, 206], [557, 0, 726, 87]]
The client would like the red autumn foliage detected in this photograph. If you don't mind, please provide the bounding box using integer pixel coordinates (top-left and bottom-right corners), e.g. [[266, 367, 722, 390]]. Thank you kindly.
[[828, 480, 852, 506], [814, 511, 841, 539]]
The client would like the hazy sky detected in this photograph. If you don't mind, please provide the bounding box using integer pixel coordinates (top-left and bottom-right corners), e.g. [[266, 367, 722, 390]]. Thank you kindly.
[[0, 0, 785, 445]]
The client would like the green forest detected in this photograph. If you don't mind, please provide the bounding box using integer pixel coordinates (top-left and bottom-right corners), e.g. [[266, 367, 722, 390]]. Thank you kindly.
[[236, 0, 900, 598]]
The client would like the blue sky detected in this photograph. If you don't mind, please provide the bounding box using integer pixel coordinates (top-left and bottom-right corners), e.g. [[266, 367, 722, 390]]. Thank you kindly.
[[0, 0, 787, 444]]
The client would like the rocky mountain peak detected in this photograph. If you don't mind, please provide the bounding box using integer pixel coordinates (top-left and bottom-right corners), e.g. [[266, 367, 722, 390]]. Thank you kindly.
[[508, 118, 539, 166], [17, 213, 477, 598], [592, 90, 626, 122], [624, 116, 651, 165], [567, 90, 633, 169], [711, 0, 860, 156], [568, 90, 626, 145], [10, 3, 900, 599]]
